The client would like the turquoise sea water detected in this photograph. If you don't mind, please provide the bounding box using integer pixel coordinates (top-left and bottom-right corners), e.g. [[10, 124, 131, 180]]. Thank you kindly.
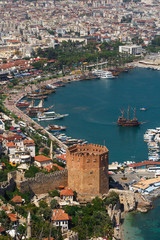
[[122, 198, 160, 240], [40, 67, 160, 164]]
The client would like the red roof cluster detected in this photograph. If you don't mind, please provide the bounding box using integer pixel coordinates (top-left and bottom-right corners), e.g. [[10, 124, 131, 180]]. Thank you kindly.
[[129, 161, 160, 168]]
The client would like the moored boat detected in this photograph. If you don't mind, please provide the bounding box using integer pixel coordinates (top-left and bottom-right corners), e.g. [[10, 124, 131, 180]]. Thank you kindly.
[[37, 111, 69, 121], [100, 71, 115, 79], [27, 95, 48, 99], [46, 124, 67, 132], [16, 100, 30, 107], [27, 99, 53, 116]]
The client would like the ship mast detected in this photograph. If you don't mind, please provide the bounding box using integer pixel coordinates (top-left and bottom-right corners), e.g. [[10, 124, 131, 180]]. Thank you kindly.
[[120, 108, 125, 118], [133, 107, 137, 120], [127, 106, 130, 120]]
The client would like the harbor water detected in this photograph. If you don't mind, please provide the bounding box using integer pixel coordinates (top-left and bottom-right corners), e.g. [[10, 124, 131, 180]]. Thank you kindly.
[[36, 67, 160, 239], [40, 67, 160, 164]]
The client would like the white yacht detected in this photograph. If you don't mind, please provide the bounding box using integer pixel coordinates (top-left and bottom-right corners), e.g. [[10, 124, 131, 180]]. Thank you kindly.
[[92, 69, 103, 77], [37, 111, 68, 121], [92, 69, 114, 79], [100, 71, 115, 79]]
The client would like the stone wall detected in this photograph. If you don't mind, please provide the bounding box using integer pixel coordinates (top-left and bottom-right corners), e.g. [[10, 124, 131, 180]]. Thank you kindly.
[[17, 170, 68, 194], [0, 178, 16, 197], [7, 170, 68, 195]]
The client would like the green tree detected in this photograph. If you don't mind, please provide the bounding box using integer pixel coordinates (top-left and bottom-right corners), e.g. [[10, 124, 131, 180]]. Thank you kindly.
[[25, 166, 40, 178], [48, 190, 60, 198], [39, 200, 48, 209], [50, 199, 59, 209], [0, 210, 10, 229]]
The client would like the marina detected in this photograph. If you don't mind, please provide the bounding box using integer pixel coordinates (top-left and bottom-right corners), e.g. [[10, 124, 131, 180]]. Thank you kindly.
[[12, 67, 160, 164]]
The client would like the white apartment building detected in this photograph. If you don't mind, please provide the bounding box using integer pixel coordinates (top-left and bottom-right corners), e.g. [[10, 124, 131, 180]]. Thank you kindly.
[[119, 45, 142, 55]]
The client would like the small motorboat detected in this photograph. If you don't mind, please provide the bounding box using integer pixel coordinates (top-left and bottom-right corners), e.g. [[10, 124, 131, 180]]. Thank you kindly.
[[140, 107, 147, 111]]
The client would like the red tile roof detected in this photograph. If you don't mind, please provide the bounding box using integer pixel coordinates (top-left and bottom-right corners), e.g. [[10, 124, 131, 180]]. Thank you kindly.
[[52, 163, 64, 170], [60, 188, 74, 197], [52, 209, 69, 221], [23, 139, 35, 146], [6, 142, 16, 148], [44, 163, 64, 172], [7, 213, 18, 222], [11, 195, 22, 203], [34, 155, 51, 162], [129, 161, 160, 168], [56, 154, 66, 162]]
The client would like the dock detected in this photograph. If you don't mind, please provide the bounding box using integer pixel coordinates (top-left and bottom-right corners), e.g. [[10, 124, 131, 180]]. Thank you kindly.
[[3, 80, 68, 150]]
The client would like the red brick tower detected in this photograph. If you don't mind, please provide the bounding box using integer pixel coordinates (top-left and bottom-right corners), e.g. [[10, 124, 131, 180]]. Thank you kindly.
[[66, 144, 109, 199]]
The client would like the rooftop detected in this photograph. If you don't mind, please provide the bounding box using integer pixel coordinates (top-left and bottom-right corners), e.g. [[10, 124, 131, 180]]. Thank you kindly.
[[34, 155, 52, 162], [52, 209, 69, 221], [60, 188, 74, 196]]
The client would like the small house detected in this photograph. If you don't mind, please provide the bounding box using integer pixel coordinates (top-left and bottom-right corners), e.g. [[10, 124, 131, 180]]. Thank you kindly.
[[51, 209, 69, 232]]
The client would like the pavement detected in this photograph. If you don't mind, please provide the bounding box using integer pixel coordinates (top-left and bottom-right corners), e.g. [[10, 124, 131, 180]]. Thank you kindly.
[[110, 170, 155, 190]]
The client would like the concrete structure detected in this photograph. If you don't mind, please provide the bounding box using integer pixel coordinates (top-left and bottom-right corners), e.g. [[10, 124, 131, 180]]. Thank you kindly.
[[0, 119, 5, 132], [9, 149, 31, 165], [119, 45, 142, 55], [130, 176, 160, 194], [66, 144, 109, 200], [27, 212, 31, 239]]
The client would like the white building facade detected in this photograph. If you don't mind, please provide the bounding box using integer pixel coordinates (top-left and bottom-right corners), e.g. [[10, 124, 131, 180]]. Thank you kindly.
[[119, 45, 142, 55]]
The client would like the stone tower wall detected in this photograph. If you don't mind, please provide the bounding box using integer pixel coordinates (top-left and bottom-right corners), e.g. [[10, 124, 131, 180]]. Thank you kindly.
[[67, 144, 109, 197]]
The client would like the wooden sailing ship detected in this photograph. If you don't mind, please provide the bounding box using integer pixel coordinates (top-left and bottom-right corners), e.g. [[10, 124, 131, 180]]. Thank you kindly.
[[27, 99, 53, 116], [117, 107, 141, 126]]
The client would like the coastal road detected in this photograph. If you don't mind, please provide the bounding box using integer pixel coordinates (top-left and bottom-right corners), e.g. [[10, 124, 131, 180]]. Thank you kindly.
[[3, 78, 69, 150]]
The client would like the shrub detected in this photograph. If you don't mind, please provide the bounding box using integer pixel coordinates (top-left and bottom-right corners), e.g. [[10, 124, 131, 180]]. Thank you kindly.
[[104, 191, 119, 206]]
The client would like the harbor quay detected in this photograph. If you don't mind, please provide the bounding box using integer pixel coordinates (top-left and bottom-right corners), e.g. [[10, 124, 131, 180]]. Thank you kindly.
[[3, 76, 73, 149]]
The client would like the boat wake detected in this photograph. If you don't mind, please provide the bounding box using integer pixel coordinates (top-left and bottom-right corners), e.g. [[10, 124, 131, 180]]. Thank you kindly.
[[87, 117, 113, 126]]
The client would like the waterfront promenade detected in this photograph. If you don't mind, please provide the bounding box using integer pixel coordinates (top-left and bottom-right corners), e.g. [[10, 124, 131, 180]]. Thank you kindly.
[[3, 77, 71, 150]]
